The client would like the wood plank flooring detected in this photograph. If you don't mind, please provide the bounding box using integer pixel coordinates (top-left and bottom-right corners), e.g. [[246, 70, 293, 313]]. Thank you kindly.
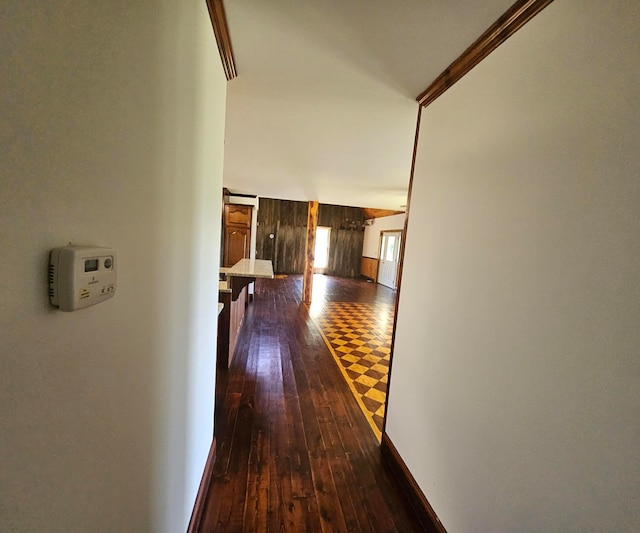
[[201, 275, 422, 532], [311, 300, 393, 440]]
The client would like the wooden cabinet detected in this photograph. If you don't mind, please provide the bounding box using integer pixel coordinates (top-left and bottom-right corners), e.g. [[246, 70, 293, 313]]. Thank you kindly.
[[217, 286, 247, 368], [361, 256, 379, 281], [223, 204, 252, 267], [225, 204, 252, 227], [224, 225, 250, 266]]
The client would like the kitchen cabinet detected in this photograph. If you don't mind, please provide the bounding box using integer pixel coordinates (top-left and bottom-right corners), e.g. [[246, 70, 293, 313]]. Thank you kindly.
[[223, 204, 252, 267]]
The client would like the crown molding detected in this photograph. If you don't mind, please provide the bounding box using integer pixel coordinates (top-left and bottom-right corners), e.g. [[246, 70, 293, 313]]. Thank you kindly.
[[361, 208, 405, 221], [416, 0, 553, 107], [206, 0, 237, 80]]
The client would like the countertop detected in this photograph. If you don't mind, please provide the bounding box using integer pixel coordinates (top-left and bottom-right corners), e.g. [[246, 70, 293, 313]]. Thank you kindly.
[[226, 259, 274, 279]]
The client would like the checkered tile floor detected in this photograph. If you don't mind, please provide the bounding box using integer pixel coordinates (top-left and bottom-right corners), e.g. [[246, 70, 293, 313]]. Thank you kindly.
[[312, 301, 393, 440]]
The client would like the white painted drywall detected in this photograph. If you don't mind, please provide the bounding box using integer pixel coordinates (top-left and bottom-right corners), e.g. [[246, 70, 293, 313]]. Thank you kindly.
[[386, 1, 640, 532], [362, 213, 405, 258], [0, 1, 226, 531]]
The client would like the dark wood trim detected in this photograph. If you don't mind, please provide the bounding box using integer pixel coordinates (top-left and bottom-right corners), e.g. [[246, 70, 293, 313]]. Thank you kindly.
[[416, 0, 553, 107], [383, 105, 421, 435], [205, 0, 237, 80], [227, 191, 258, 199], [187, 437, 217, 533], [302, 201, 319, 304], [361, 207, 405, 220], [381, 433, 447, 533]]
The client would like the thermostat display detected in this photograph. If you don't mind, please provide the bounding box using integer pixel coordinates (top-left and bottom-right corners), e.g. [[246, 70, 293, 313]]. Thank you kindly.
[[49, 245, 117, 311], [84, 259, 99, 272]]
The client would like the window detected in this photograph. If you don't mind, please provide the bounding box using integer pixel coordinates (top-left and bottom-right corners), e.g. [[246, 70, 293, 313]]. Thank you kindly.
[[385, 235, 397, 261]]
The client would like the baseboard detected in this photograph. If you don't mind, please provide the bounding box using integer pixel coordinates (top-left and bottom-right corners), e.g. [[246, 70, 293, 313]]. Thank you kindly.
[[380, 432, 447, 533], [187, 437, 216, 533]]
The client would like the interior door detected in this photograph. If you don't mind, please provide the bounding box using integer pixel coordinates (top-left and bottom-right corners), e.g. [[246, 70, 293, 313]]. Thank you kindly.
[[378, 231, 402, 289]]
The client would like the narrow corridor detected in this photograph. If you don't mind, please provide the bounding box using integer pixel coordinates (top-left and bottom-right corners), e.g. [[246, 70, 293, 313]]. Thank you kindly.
[[201, 275, 419, 532]]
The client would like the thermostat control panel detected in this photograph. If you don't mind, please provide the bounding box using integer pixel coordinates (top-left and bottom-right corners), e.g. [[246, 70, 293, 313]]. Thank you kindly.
[[49, 246, 117, 311]]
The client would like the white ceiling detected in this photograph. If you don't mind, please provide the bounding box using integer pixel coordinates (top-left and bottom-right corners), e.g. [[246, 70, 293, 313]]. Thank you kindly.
[[222, 0, 515, 210]]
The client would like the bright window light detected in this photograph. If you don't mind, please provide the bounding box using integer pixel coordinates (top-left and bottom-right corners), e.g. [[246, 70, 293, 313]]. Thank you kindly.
[[315, 227, 331, 269]]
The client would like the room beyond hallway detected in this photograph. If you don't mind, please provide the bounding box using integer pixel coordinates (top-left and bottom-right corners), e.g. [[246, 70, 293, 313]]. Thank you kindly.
[[201, 276, 418, 532]]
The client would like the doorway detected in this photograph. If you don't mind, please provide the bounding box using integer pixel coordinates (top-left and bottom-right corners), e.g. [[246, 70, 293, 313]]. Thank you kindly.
[[378, 231, 402, 289], [314, 226, 331, 274]]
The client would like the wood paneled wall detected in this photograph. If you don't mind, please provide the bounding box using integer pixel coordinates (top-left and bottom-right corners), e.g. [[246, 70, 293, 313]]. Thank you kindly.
[[256, 199, 308, 274], [361, 257, 379, 281], [319, 203, 365, 278], [256, 198, 365, 277]]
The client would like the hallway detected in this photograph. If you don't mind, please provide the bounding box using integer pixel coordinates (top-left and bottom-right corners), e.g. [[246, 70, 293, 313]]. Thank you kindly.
[[201, 275, 421, 532]]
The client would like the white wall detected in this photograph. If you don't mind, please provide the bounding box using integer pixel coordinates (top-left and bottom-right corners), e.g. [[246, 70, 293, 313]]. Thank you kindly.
[[362, 213, 405, 258], [387, 1, 640, 532], [0, 1, 226, 531]]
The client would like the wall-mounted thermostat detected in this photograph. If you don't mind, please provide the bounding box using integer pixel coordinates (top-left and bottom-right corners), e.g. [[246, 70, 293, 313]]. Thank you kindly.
[[49, 246, 117, 311]]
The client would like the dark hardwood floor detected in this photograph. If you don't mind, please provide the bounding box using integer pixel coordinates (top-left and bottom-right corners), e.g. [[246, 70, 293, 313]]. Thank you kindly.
[[201, 275, 422, 532]]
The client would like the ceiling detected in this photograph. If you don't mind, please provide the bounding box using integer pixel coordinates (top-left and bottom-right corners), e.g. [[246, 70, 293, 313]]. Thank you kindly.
[[222, 0, 514, 210]]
